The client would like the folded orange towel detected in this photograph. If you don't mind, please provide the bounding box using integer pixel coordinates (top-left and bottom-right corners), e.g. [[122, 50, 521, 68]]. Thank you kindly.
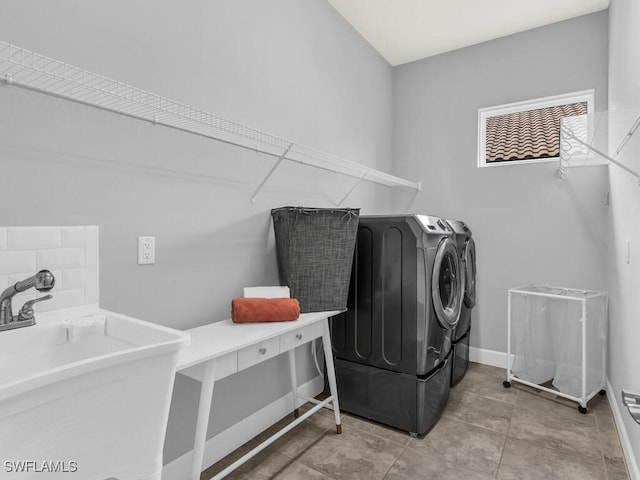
[[231, 297, 300, 323]]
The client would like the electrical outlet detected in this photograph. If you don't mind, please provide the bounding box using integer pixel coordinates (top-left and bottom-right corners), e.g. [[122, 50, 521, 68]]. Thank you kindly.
[[625, 239, 631, 264], [138, 236, 155, 265]]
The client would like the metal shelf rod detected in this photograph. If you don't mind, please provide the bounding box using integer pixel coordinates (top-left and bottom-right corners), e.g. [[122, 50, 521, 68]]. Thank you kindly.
[[562, 127, 640, 180]]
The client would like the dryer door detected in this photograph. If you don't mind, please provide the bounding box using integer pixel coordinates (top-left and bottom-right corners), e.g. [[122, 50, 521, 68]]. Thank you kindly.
[[432, 238, 463, 329], [463, 237, 476, 308]]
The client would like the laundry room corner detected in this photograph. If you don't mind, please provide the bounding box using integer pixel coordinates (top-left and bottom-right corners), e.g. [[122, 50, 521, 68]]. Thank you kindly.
[[3, 0, 639, 478], [390, 10, 609, 360]]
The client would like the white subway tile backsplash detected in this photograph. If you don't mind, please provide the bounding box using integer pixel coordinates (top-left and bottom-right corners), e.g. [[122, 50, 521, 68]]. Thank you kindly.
[[61, 227, 86, 248], [85, 226, 99, 268], [38, 248, 85, 269], [85, 265, 99, 305], [39, 288, 86, 312], [0, 251, 37, 274], [8, 227, 61, 250], [62, 268, 86, 289], [1, 226, 99, 311]]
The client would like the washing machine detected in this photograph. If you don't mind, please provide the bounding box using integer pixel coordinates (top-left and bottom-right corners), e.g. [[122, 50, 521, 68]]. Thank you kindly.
[[446, 219, 476, 386], [329, 215, 465, 435]]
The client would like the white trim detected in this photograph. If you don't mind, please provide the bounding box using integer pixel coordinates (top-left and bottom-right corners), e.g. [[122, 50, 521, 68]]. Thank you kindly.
[[481, 90, 595, 117], [477, 89, 595, 168], [606, 379, 640, 480], [479, 156, 561, 168], [469, 346, 508, 369], [162, 375, 324, 480]]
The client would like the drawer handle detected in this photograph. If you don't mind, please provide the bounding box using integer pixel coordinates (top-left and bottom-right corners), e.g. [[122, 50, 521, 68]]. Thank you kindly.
[[259, 347, 267, 355], [296, 333, 303, 340]]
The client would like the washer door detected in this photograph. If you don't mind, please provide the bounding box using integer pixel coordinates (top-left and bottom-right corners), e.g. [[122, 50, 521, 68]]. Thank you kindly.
[[432, 238, 463, 329], [463, 237, 476, 308]]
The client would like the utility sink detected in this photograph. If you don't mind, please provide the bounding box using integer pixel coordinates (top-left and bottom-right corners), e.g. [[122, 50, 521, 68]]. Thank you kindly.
[[0, 306, 189, 480]]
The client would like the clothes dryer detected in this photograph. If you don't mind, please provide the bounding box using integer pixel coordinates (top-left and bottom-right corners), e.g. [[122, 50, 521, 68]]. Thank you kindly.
[[446, 219, 476, 386], [329, 215, 464, 435]]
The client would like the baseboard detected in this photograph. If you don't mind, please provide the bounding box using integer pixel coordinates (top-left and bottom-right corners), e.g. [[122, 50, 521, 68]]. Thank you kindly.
[[469, 346, 507, 369], [162, 375, 324, 480], [606, 379, 640, 480]]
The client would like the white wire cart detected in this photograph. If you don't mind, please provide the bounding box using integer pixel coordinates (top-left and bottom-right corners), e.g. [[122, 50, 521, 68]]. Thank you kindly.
[[504, 285, 608, 413]]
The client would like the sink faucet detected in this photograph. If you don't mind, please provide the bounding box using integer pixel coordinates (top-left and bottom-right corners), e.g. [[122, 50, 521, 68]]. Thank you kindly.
[[0, 270, 55, 331]]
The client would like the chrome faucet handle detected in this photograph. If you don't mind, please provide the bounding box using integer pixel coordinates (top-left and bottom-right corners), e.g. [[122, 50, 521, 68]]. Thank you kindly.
[[17, 294, 53, 322]]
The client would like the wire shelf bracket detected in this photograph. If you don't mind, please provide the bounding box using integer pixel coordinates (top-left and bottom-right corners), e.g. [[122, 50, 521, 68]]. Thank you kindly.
[[337, 169, 371, 208], [250, 143, 294, 204], [559, 110, 640, 185], [0, 40, 421, 200]]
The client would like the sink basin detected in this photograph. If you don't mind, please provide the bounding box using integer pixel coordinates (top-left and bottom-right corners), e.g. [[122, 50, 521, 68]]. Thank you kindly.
[[0, 306, 189, 480]]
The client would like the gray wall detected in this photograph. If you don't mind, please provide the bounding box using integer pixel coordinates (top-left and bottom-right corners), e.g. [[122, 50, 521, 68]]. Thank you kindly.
[[391, 12, 609, 354], [0, 0, 396, 465], [3, 0, 629, 473], [607, 0, 640, 476]]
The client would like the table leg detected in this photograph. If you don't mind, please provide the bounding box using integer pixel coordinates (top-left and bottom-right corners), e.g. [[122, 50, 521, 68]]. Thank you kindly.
[[321, 320, 342, 434], [288, 349, 300, 417], [191, 359, 217, 480]]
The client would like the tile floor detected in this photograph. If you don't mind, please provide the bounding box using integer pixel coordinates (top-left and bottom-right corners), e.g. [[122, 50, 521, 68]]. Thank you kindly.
[[202, 362, 630, 480]]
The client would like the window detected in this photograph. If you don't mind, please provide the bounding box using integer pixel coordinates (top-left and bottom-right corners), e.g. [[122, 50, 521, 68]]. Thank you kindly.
[[477, 90, 594, 168]]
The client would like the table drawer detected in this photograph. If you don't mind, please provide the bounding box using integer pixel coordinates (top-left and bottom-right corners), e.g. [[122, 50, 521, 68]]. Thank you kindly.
[[237, 337, 280, 371], [280, 322, 324, 351]]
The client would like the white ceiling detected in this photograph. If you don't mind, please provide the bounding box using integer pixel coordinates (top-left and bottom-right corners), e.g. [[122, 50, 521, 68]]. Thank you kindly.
[[327, 0, 610, 66]]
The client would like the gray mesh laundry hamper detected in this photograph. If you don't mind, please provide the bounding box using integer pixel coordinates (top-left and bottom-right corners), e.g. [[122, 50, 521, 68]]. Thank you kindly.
[[271, 206, 360, 313]]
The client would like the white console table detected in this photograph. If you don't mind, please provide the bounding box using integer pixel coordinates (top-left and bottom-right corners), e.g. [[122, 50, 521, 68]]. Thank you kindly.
[[176, 310, 343, 480]]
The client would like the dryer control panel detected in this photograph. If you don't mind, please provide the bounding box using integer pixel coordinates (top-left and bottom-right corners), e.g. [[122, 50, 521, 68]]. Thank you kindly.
[[415, 215, 451, 234], [445, 219, 471, 235]]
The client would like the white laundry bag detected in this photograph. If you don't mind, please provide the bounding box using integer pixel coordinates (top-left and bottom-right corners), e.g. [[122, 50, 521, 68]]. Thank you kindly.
[[551, 289, 607, 398], [511, 288, 557, 384], [510, 285, 607, 399]]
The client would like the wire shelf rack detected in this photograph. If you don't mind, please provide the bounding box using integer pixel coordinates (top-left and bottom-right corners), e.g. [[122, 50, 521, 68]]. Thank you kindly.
[[558, 109, 640, 183], [0, 40, 420, 202]]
